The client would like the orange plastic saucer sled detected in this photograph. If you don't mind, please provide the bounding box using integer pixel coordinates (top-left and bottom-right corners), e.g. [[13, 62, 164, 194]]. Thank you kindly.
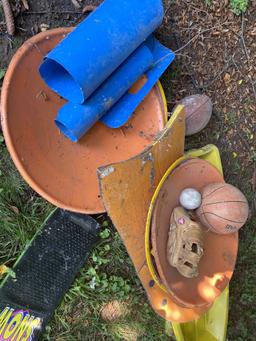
[[1, 28, 237, 341], [1, 27, 166, 214]]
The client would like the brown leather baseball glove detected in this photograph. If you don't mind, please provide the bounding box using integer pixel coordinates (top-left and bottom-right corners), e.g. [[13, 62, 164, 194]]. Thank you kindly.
[[167, 207, 204, 278]]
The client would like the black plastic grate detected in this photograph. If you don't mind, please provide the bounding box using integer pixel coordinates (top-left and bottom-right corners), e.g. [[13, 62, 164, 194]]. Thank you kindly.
[[0, 209, 100, 340]]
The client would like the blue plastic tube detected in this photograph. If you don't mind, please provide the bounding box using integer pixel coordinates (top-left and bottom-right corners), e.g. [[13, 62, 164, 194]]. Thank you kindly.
[[55, 43, 154, 142], [100, 38, 175, 128], [39, 0, 164, 103]]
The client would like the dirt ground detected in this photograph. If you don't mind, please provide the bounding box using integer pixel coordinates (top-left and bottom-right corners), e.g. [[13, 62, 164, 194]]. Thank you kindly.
[[0, 0, 255, 340]]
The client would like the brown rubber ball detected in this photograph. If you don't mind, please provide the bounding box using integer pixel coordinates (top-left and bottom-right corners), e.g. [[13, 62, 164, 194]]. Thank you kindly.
[[177, 94, 212, 136], [196, 183, 249, 234]]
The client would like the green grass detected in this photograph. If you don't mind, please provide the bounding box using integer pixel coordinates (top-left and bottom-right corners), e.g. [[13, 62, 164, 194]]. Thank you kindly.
[[41, 229, 170, 340], [205, 0, 249, 15], [230, 0, 249, 15], [40, 227, 170, 340], [204, 0, 212, 6], [0, 69, 6, 81], [0, 137, 170, 340], [0, 145, 53, 264]]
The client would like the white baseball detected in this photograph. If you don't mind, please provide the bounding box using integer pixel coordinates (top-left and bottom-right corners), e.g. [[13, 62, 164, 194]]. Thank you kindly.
[[179, 188, 202, 210]]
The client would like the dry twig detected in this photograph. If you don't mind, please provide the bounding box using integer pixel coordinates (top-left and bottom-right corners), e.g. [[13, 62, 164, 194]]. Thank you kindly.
[[164, 1, 172, 21], [240, 14, 249, 62], [174, 22, 232, 53], [172, 31, 200, 92], [180, 0, 210, 15], [1, 0, 15, 35], [23, 10, 81, 15]]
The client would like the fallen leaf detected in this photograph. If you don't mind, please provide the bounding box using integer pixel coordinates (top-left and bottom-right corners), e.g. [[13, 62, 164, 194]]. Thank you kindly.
[[226, 86, 232, 94], [21, 0, 29, 10], [10, 206, 19, 214], [40, 23, 50, 32], [82, 5, 97, 13], [212, 31, 221, 36], [71, 0, 81, 9], [0, 265, 9, 276], [251, 27, 256, 36], [224, 73, 231, 83], [4, 216, 12, 222]]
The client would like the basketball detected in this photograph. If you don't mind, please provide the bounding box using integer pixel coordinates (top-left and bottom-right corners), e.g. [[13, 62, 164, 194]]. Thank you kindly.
[[177, 94, 212, 136], [196, 183, 249, 234]]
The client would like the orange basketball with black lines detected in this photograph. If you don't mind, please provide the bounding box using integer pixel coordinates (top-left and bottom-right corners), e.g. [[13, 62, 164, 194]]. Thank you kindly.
[[196, 183, 249, 234]]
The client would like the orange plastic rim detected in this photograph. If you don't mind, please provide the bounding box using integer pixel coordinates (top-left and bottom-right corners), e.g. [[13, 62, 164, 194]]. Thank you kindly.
[[1, 28, 167, 213], [150, 158, 238, 308]]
